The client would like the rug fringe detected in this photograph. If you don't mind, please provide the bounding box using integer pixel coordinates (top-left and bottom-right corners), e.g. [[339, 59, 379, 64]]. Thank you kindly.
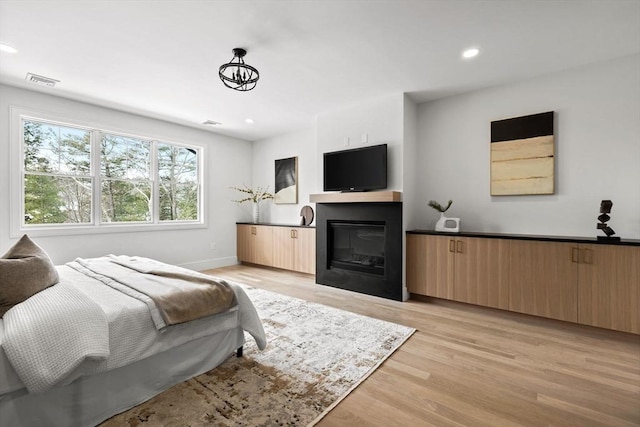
[[306, 327, 417, 427]]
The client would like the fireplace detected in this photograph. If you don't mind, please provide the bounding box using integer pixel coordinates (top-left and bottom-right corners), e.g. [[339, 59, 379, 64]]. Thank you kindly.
[[328, 222, 385, 276], [316, 202, 402, 301]]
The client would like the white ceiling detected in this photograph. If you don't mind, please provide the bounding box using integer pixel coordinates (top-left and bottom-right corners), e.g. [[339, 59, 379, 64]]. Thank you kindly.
[[1, 0, 639, 141]]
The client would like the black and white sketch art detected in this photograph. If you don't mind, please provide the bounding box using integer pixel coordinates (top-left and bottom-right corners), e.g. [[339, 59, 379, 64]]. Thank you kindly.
[[274, 157, 298, 204]]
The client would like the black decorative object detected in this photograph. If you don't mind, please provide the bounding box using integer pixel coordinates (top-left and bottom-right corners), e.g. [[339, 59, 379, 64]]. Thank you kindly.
[[300, 205, 314, 226], [219, 48, 259, 91], [597, 199, 621, 241]]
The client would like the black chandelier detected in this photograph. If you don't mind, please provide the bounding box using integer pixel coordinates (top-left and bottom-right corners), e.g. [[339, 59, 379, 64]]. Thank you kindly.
[[218, 48, 259, 91]]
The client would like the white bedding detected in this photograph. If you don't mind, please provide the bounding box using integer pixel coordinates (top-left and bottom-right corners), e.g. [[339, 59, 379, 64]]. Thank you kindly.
[[0, 264, 266, 395], [2, 281, 110, 393]]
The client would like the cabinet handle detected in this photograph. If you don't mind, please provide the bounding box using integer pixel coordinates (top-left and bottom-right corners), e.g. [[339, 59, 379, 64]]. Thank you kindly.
[[456, 240, 463, 253], [449, 239, 455, 253], [294, 229, 298, 238], [582, 248, 593, 264], [251, 226, 256, 235], [571, 247, 579, 263], [290, 229, 294, 238]]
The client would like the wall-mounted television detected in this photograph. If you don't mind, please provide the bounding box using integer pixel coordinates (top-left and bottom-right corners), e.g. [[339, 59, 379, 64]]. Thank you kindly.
[[323, 143, 387, 192]]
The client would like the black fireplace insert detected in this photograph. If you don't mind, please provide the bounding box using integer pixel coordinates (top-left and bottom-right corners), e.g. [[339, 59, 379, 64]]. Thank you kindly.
[[316, 202, 402, 301]]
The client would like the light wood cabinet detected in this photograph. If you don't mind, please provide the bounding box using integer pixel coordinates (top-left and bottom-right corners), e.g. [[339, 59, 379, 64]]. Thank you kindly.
[[237, 224, 274, 266], [406, 234, 509, 308], [578, 244, 640, 334], [237, 224, 315, 274], [293, 227, 316, 274], [406, 234, 453, 299], [407, 231, 639, 334], [509, 240, 578, 322], [455, 237, 510, 310], [272, 227, 316, 274]]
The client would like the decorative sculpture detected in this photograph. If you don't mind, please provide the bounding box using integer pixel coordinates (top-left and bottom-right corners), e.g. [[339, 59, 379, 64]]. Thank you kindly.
[[300, 205, 314, 226], [597, 200, 620, 241], [428, 199, 460, 233]]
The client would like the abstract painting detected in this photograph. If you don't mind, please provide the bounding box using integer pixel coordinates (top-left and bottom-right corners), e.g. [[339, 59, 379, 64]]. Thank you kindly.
[[490, 111, 555, 195], [274, 156, 298, 204]]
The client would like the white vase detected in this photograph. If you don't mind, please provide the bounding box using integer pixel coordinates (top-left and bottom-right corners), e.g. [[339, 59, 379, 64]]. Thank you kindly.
[[435, 212, 447, 231], [435, 212, 461, 232], [252, 203, 260, 223]]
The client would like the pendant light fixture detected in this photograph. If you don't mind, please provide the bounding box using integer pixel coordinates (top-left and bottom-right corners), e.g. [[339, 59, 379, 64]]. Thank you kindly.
[[219, 48, 260, 91]]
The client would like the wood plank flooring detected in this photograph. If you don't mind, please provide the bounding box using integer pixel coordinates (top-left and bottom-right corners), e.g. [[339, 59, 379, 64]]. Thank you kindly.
[[204, 264, 640, 427]]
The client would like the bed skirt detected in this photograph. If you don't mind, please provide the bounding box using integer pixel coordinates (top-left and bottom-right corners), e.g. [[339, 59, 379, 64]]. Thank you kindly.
[[0, 327, 245, 427]]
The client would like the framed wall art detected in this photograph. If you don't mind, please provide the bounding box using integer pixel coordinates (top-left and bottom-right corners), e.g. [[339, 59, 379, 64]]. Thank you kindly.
[[274, 156, 298, 204], [490, 111, 555, 196]]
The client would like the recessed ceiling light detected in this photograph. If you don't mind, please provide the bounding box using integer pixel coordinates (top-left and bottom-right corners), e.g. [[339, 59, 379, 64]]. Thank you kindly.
[[462, 48, 480, 59], [0, 43, 18, 54], [202, 120, 221, 126], [245, 118, 255, 124]]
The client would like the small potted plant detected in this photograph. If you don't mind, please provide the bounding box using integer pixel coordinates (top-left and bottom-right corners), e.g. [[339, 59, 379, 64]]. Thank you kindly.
[[428, 199, 460, 232], [231, 185, 274, 223]]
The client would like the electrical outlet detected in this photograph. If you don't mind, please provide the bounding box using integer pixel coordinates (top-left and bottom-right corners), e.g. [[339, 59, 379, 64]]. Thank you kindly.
[[210, 242, 217, 250], [343, 136, 350, 147], [362, 133, 368, 143]]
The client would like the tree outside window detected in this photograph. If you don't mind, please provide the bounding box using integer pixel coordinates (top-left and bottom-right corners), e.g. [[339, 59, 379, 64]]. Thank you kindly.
[[23, 120, 92, 224], [21, 118, 201, 228]]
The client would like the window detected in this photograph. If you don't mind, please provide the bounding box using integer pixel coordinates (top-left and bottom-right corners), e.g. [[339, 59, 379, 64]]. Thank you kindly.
[[23, 120, 92, 225], [100, 134, 152, 223], [12, 108, 204, 236], [158, 143, 199, 221]]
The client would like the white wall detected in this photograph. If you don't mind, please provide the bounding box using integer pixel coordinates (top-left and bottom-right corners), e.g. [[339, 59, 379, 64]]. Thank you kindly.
[[250, 125, 318, 225], [250, 93, 407, 226], [0, 84, 253, 268], [416, 54, 640, 239], [316, 93, 405, 191], [401, 95, 418, 301]]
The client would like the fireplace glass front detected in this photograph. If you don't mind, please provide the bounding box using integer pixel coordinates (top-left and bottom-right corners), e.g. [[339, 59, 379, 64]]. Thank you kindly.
[[328, 221, 385, 276]]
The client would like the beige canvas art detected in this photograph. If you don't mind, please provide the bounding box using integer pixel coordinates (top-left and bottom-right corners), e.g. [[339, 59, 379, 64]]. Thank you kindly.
[[490, 111, 555, 195]]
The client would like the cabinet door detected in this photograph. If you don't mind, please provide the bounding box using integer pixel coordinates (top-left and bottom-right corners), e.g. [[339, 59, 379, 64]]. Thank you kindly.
[[509, 240, 578, 322], [253, 225, 274, 266], [293, 227, 316, 274], [236, 224, 254, 263], [237, 225, 273, 266], [578, 244, 640, 334], [272, 227, 295, 270], [406, 234, 453, 299], [454, 237, 510, 310]]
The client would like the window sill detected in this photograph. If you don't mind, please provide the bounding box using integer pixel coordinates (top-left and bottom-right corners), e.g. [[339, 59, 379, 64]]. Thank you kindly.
[[12, 221, 207, 238]]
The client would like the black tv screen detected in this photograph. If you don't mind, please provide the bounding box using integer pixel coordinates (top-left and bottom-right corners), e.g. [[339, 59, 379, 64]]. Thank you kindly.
[[323, 144, 387, 192]]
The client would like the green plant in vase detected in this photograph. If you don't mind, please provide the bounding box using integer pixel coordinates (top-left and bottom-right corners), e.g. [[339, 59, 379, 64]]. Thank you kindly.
[[428, 200, 453, 213], [428, 199, 460, 232]]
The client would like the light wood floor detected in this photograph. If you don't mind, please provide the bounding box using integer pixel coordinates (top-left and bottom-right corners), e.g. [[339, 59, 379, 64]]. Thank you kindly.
[[205, 264, 640, 427]]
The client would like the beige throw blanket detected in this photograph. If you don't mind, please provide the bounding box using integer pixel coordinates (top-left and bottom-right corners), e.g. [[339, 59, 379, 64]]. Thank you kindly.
[[68, 256, 236, 328]]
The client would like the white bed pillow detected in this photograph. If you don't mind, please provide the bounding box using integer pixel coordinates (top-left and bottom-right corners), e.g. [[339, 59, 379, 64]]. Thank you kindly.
[[0, 235, 59, 317]]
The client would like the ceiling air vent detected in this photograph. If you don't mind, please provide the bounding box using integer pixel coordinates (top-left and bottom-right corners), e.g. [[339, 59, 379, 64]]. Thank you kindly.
[[25, 73, 60, 87], [202, 120, 221, 126]]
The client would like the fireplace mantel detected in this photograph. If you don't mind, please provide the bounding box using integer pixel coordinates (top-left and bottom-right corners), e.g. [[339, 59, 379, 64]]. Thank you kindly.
[[310, 191, 402, 203]]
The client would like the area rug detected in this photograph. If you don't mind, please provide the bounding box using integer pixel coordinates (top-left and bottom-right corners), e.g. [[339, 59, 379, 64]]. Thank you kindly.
[[101, 284, 414, 426]]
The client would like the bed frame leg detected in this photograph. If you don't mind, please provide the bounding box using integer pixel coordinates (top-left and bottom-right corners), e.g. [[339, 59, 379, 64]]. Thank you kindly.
[[236, 346, 243, 357]]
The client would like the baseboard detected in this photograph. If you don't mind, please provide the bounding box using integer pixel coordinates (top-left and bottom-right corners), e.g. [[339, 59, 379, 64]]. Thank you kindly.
[[179, 256, 238, 272]]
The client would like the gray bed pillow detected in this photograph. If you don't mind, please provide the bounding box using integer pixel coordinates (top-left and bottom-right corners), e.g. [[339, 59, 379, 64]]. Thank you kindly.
[[0, 235, 59, 317]]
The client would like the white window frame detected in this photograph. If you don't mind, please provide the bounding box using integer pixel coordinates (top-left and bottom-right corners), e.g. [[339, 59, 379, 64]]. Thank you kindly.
[[10, 106, 207, 238]]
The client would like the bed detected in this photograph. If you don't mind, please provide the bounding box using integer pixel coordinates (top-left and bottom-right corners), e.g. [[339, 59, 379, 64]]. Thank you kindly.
[[0, 254, 266, 427]]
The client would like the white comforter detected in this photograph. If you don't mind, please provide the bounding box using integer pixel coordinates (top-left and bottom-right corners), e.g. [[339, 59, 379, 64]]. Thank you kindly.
[[1, 263, 266, 394]]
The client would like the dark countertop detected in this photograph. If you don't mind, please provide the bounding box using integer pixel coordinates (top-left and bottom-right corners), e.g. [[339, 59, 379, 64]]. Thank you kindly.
[[236, 222, 315, 228], [406, 229, 640, 246]]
